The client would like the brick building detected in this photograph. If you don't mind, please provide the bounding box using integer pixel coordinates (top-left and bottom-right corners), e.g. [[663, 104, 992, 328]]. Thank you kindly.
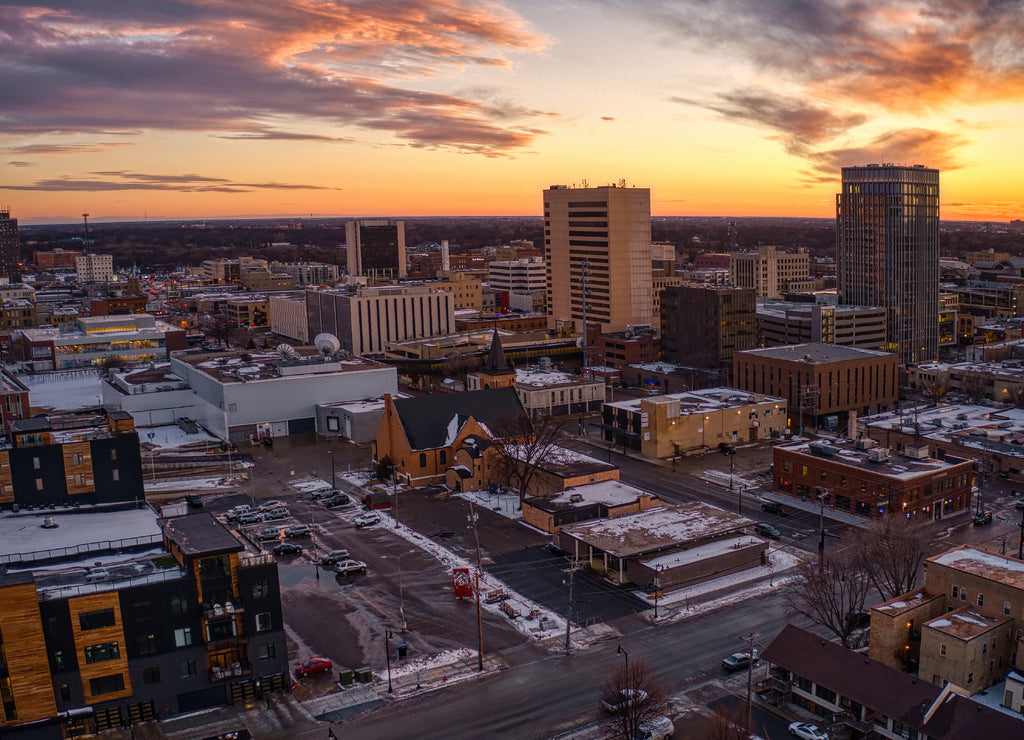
[[662, 284, 756, 377], [733, 343, 898, 433]]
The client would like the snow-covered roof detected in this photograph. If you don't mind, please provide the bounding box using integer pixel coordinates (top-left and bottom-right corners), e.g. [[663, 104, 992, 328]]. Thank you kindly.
[[540, 480, 651, 508], [604, 386, 784, 414], [874, 588, 939, 615], [21, 370, 105, 412], [559, 503, 753, 558], [778, 439, 971, 480], [0, 507, 163, 563], [926, 607, 1009, 639], [929, 545, 1024, 589], [639, 535, 764, 569], [515, 367, 597, 388]]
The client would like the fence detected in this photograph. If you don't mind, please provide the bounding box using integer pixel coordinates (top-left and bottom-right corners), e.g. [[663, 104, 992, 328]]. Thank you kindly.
[[0, 533, 164, 566]]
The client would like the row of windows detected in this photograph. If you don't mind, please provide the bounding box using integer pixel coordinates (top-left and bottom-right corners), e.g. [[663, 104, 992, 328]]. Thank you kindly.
[[950, 584, 1013, 615]]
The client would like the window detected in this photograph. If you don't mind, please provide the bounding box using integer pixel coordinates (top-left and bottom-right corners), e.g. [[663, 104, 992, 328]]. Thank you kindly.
[[782, 461, 789, 472], [173, 627, 193, 648], [257, 642, 277, 661], [959, 587, 967, 601], [52, 650, 65, 670], [71, 453, 83, 465], [170, 595, 189, 616], [84, 642, 120, 664], [252, 581, 270, 599], [419, 453, 427, 468], [89, 673, 125, 696], [951, 585, 959, 599], [940, 643, 947, 657], [967, 672, 974, 685], [35, 478, 43, 491], [439, 450, 446, 465], [33, 456, 40, 469], [256, 612, 272, 632], [977, 593, 985, 607], [983, 643, 988, 655], [137, 633, 157, 655], [142, 667, 161, 685], [109, 449, 117, 461], [179, 659, 196, 679], [59, 684, 71, 701], [1005, 601, 1012, 616], [112, 469, 119, 482], [79, 608, 116, 631]]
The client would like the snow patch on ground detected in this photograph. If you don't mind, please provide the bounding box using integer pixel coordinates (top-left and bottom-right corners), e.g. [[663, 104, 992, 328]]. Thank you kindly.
[[144, 475, 245, 492], [384, 647, 475, 679], [140, 425, 219, 449], [456, 490, 522, 520], [290, 478, 334, 494]]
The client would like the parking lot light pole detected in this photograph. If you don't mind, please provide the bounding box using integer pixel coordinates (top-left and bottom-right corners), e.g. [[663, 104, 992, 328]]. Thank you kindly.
[[616, 644, 628, 670], [385, 629, 394, 693], [327, 449, 335, 490]]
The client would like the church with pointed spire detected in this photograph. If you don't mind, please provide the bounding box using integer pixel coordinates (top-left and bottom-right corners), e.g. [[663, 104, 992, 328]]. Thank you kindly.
[[467, 329, 516, 390]]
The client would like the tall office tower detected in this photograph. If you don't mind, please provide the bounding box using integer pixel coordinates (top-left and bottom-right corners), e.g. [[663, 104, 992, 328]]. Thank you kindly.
[[836, 164, 940, 364], [345, 219, 406, 279], [661, 284, 756, 375], [544, 184, 652, 333], [0, 208, 21, 282]]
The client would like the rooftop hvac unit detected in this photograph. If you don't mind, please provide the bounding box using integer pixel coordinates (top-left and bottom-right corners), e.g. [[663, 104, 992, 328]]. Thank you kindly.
[[903, 445, 929, 460], [854, 438, 878, 450], [867, 447, 892, 463]]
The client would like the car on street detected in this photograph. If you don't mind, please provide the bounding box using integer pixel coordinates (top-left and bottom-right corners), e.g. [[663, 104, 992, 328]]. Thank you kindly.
[[718, 442, 736, 454], [788, 721, 828, 740], [237, 512, 262, 525], [41, 516, 58, 529], [354, 512, 381, 528], [974, 511, 993, 525], [272, 542, 302, 556], [323, 494, 351, 508], [186, 494, 204, 508], [630, 716, 674, 740], [319, 549, 350, 566], [761, 501, 787, 516], [334, 559, 368, 575], [262, 508, 289, 521], [285, 524, 311, 538], [601, 688, 648, 713], [721, 652, 758, 672], [257, 527, 282, 540], [754, 522, 781, 539], [294, 657, 333, 678]]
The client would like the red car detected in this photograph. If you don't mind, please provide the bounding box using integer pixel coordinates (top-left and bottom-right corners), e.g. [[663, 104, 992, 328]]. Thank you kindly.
[[294, 657, 333, 678]]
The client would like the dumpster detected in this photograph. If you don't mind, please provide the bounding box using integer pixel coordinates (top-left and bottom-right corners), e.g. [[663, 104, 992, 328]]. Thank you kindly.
[[338, 668, 354, 686], [397, 643, 408, 659]]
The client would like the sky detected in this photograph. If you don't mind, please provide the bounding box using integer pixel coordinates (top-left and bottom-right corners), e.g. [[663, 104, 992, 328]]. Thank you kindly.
[[3, 0, 1024, 223]]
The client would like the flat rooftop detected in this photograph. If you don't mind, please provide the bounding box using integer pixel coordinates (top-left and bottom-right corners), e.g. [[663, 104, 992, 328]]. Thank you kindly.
[[926, 607, 1010, 639], [605, 386, 784, 414], [778, 439, 970, 481], [559, 503, 752, 559], [736, 342, 892, 363], [160, 512, 243, 556], [640, 534, 764, 569], [174, 348, 388, 383], [0, 506, 162, 563], [873, 588, 943, 617], [528, 480, 649, 511], [928, 545, 1024, 590]]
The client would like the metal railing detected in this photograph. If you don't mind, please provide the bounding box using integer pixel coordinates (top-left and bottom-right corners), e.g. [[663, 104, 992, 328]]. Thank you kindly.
[[37, 567, 184, 600], [1, 533, 164, 566]]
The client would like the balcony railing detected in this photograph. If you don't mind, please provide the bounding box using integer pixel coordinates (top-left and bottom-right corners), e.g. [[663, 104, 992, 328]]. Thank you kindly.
[[202, 600, 245, 620], [209, 661, 252, 682], [205, 635, 249, 652]]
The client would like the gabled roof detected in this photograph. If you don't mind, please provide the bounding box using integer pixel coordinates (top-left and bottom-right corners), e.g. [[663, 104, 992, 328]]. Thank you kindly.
[[392, 387, 527, 451], [762, 624, 1024, 739]]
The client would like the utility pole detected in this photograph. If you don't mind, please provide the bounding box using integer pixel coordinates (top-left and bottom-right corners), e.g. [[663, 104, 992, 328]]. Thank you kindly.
[[565, 559, 578, 653], [816, 487, 829, 564], [742, 631, 760, 731], [469, 501, 484, 671], [1018, 506, 1024, 560]]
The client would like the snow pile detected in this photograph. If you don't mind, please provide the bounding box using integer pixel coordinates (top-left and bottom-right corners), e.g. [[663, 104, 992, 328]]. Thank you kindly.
[[291, 478, 334, 494], [384, 647, 475, 679], [144, 475, 244, 492], [456, 490, 522, 520]]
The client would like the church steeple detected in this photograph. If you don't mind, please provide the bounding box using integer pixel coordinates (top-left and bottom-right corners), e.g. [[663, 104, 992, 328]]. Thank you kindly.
[[482, 329, 513, 375]]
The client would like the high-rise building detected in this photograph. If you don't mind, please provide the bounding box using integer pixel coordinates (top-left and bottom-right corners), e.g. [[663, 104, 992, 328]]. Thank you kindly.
[[661, 284, 756, 374], [345, 220, 406, 279], [543, 185, 652, 333], [836, 164, 940, 364], [0, 208, 21, 282], [75, 253, 115, 283]]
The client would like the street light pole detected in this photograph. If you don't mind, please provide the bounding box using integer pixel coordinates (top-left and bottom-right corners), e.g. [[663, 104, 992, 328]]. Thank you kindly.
[[616, 644, 628, 670], [385, 629, 394, 693], [742, 632, 760, 731], [816, 487, 829, 564], [469, 501, 484, 671], [327, 449, 335, 490]]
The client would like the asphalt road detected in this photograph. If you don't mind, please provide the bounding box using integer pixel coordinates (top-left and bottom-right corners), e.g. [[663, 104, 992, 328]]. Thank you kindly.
[[279, 589, 810, 740]]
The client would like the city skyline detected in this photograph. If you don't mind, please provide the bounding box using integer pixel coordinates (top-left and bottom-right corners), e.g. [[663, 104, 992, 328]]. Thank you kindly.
[[2, 1, 1023, 223]]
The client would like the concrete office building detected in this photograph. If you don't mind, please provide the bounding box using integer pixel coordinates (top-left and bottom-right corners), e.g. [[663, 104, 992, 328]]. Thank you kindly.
[[75, 254, 115, 284], [488, 257, 546, 293], [0, 208, 20, 282], [837, 164, 940, 363], [345, 220, 406, 279], [757, 302, 887, 350], [730, 246, 809, 300], [543, 184, 653, 334], [305, 286, 455, 356]]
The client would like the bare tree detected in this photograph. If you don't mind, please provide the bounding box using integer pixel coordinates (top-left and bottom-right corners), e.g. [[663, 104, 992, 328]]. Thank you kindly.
[[488, 412, 569, 507], [199, 312, 234, 348], [784, 553, 871, 648], [848, 514, 928, 602], [599, 659, 666, 740]]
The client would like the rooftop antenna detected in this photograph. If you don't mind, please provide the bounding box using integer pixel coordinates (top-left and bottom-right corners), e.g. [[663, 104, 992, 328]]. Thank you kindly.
[[82, 212, 90, 240]]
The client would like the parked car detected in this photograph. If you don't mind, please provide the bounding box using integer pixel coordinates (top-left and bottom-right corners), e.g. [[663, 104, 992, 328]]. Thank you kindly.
[[85, 568, 111, 583], [40, 516, 58, 529], [186, 494, 204, 508], [788, 721, 828, 740], [754, 523, 781, 540], [319, 549, 351, 566], [353, 512, 381, 528], [1015, 498, 1024, 510], [263, 508, 289, 521], [310, 488, 335, 501], [257, 500, 285, 512], [974, 511, 993, 526], [237, 512, 263, 525], [285, 524, 311, 538], [257, 527, 282, 540], [630, 716, 675, 740], [335, 559, 368, 575], [225, 505, 252, 522], [718, 442, 736, 454], [721, 652, 758, 672], [272, 542, 302, 556], [761, 501, 787, 516], [323, 494, 351, 509], [294, 657, 333, 678], [601, 688, 648, 713]]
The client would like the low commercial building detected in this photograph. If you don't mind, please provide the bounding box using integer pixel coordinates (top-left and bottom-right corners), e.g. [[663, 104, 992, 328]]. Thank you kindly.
[[733, 342, 898, 433], [19, 315, 187, 371], [772, 438, 974, 521], [601, 387, 787, 458], [512, 366, 605, 418], [523, 480, 657, 533], [554, 502, 761, 590], [756, 301, 887, 350]]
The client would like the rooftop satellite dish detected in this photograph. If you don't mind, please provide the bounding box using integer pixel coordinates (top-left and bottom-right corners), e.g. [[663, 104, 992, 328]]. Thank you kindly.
[[314, 333, 341, 356], [276, 343, 298, 359]]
